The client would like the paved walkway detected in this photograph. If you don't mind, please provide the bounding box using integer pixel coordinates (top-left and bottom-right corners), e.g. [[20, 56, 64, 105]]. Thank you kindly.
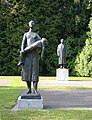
[[1, 79, 92, 87], [39, 80, 92, 87], [0, 79, 12, 86]]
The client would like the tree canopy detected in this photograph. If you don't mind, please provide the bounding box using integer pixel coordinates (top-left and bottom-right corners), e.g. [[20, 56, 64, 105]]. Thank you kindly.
[[0, 0, 92, 76]]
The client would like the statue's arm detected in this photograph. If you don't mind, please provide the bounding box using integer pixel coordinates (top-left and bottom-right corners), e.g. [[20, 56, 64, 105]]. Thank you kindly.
[[57, 46, 60, 56], [21, 38, 48, 55], [65, 46, 67, 57], [24, 40, 42, 53], [24, 38, 48, 52], [21, 33, 27, 51]]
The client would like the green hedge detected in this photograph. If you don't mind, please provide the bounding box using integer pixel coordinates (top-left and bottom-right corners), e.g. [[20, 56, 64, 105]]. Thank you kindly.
[[0, 0, 91, 76]]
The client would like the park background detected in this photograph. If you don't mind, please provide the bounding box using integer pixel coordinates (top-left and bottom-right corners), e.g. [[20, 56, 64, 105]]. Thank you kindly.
[[0, 0, 92, 77]]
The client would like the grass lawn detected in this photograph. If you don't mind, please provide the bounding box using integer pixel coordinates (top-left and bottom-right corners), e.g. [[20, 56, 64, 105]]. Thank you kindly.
[[0, 76, 92, 81], [0, 76, 92, 120]]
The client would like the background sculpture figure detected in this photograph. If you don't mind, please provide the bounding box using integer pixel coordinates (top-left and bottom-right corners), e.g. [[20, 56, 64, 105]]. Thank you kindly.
[[57, 39, 66, 69], [18, 20, 47, 95]]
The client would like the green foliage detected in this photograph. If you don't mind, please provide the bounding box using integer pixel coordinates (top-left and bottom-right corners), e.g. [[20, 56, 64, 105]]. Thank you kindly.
[[74, 17, 92, 77], [0, 0, 91, 76], [64, 34, 86, 76]]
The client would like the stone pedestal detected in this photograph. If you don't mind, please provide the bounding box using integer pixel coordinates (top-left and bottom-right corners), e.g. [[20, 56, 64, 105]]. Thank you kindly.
[[12, 92, 43, 111], [17, 96, 43, 110], [56, 68, 69, 81]]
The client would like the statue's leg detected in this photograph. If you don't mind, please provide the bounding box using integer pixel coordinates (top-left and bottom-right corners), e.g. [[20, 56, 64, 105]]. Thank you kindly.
[[62, 64, 65, 68], [62, 64, 64, 68], [33, 81, 39, 95], [26, 81, 31, 94], [60, 64, 63, 68]]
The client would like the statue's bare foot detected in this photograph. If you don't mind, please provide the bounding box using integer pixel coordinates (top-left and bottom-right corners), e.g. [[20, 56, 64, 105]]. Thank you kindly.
[[17, 62, 24, 66], [27, 89, 31, 94], [60, 66, 63, 69], [33, 90, 40, 95]]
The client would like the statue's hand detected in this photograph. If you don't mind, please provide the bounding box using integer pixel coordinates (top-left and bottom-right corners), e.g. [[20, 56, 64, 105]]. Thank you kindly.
[[20, 50, 25, 55], [40, 38, 48, 59], [41, 38, 48, 45]]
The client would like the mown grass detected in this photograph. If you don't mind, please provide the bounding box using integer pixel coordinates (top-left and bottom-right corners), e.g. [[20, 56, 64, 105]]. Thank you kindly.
[[0, 76, 92, 81], [1, 109, 92, 120]]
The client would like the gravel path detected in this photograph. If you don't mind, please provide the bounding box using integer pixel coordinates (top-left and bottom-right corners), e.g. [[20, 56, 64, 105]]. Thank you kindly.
[[0, 80, 12, 86], [39, 89, 92, 109], [1, 79, 92, 87], [39, 80, 92, 87]]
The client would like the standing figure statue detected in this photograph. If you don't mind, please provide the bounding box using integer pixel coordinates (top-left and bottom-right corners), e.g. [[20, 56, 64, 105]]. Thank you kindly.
[[57, 39, 66, 69], [18, 20, 48, 95]]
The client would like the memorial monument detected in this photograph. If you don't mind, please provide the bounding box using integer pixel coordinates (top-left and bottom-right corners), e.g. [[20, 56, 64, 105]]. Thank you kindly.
[[56, 39, 69, 81], [16, 20, 48, 109]]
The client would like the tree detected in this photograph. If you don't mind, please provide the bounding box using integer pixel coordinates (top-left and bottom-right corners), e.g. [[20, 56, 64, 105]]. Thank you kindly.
[[74, 17, 92, 76]]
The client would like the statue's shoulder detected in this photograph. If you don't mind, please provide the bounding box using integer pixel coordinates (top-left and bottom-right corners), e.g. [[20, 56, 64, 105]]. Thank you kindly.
[[58, 43, 62, 48], [23, 32, 28, 37], [31, 32, 41, 39], [32, 32, 39, 36], [28, 31, 38, 36]]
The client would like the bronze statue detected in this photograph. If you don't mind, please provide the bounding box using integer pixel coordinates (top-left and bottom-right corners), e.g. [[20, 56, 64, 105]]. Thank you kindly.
[[18, 20, 47, 95], [57, 39, 66, 68]]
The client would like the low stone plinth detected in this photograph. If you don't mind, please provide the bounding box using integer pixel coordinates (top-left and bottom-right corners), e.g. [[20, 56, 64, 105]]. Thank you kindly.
[[12, 92, 43, 111], [56, 68, 69, 81], [17, 96, 43, 110]]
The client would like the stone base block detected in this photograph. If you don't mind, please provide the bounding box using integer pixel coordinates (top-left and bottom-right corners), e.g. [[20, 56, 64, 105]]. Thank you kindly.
[[56, 68, 69, 81], [17, 96, 43, 110]]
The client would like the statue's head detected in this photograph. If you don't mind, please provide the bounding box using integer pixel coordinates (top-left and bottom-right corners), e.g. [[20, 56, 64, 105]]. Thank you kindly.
[[61, 39, 64, 43], [29, 20, 35, 28]]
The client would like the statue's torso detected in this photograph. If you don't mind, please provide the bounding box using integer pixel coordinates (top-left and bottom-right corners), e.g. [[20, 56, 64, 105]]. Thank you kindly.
[[22, 31, 41, 81]]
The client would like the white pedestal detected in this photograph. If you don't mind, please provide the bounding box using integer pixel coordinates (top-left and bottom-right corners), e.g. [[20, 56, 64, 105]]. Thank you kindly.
[[17, 96, 43, 110], [56, 68, 69, 81]]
